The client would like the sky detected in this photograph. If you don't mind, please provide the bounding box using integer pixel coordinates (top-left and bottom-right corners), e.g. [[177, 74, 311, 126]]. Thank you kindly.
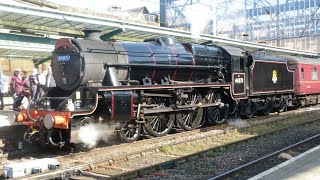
[[45, 0, 281, 37], [45, 0, 240, 37], [47, 0, 159, 12]]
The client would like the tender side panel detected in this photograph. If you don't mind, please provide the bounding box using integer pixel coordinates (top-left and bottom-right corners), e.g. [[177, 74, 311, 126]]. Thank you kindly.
[[251, 60, 294, 94]]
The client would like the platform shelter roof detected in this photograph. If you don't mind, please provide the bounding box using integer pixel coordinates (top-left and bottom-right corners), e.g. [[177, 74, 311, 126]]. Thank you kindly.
[[0, 1, 318, 58]]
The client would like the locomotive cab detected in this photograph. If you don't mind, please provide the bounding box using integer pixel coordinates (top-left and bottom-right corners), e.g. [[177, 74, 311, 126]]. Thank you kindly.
[[219, 45, 247, 98]]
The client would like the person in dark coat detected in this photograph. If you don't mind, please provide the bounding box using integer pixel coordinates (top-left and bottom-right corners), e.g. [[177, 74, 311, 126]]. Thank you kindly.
[[46, 66, 56, 88], [36, 69, 46, 99], [29, 68, 38, 101]]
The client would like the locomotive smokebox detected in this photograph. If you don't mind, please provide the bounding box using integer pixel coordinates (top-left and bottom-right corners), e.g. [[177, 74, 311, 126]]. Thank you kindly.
[[83, 29, 102, 41], [52, 28, 126, 90]]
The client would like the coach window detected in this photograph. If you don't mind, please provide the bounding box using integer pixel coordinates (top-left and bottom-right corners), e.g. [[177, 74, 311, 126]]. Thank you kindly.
[[312, 67, 318, 80], [301, 68, 304, 80]]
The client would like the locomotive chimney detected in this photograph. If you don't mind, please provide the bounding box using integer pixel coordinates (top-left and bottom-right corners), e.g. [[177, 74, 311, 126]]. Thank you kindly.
[[83, 29, 102, 41]]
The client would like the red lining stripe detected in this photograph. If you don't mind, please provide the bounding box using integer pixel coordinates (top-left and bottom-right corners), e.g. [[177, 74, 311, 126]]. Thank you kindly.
[[182, 45, 195, 81], [121, 44, 129, 79], [124, 48, 129, 64], [143, 44, 156, 80], [111, 91, 115, 120], [168, 47, 178, 80], [130, 91, 134, 117]]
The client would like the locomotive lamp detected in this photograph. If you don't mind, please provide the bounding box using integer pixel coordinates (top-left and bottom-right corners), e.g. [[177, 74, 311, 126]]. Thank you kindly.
[[74, 91, 82, 109], [66, 99, 75, 111], [76, 91, 81, 100]]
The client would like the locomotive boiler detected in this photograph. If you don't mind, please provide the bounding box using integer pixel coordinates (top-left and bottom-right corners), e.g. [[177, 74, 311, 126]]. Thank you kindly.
[[52, 29, 227, 91], [16, 29, 302, 151]]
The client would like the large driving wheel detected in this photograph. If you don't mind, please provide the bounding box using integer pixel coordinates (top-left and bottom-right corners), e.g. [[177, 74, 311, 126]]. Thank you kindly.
[[144, 97, 175, 137], [206, 91, 226, 125], [177, 91, 203, 131], [118, 120, 141, 143]]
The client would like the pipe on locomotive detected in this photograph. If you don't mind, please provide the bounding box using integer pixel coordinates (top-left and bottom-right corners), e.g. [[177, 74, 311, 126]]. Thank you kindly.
[[108, 67, 121, 86], [26, 100, 37, 122]]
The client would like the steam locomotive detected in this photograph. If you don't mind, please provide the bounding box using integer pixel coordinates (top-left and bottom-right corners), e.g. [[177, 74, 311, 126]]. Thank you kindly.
[[15, 29, 320, 151]]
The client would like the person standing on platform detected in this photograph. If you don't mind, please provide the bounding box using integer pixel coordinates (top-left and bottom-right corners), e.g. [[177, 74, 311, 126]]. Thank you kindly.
[[10, 69, 28, 111], [0, 70, 8, 110], [29, 68, 38, 101], [36, 69, 47, 99], [46, 66, 56, 88], [10, 69, 28, 95]]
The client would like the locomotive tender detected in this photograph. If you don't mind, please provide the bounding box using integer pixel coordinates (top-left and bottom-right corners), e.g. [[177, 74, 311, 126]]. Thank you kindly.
[[15, 29, 319, 151]]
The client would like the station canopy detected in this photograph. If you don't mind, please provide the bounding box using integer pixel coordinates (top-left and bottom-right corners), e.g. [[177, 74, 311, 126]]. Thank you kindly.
[[0, 0, 318, 59]]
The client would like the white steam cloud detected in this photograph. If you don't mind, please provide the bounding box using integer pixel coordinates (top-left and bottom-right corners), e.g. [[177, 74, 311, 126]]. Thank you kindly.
[[185, 4, 212, 39], [227, 118, 249, 128], [77, 123, 115, 148]]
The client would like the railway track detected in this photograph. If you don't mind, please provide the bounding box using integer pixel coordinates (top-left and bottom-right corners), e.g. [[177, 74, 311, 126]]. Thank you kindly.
[[0, 106, 279, 162], [12, 106, 320, 179], [208, 134, 320, 180], [1, 104, 315, 159], [97, 117, 320, 179]]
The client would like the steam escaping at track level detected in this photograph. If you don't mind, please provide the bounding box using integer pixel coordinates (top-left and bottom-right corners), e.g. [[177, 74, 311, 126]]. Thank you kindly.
[[227, 118, 249, 128], [72, 123, 116, 150]]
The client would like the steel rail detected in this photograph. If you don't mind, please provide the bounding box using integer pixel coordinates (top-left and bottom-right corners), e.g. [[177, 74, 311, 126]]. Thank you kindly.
[[208, 134, 320, 180], [15, 126, 225, 180], [108, 119, 320, 179]]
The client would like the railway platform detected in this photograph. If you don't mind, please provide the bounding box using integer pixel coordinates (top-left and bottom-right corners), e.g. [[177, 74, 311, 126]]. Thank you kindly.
[[250, 145, 320, 180], [0, 97, 15, 127], [1, 97, 13, 107]]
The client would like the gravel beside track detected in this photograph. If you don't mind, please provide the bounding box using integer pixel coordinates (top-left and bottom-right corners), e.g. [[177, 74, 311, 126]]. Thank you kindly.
[[213, 135, 320, 179], [47, 108, 320, 179], [143, 115, 320, 179], [35, 108, 320, 166]]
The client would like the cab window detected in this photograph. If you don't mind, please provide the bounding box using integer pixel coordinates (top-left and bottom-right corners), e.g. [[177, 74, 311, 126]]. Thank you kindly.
[[301, 68, 304, 80], [233, 57, 244, 71]]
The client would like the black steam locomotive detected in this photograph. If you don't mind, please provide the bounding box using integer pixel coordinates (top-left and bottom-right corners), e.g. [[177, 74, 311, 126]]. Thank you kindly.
[[17, 29, 296, 151]]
